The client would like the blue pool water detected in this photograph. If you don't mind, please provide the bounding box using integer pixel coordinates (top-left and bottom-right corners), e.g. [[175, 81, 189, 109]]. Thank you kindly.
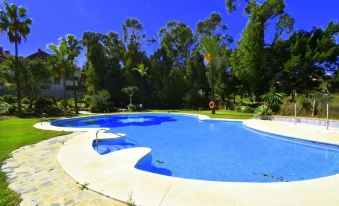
[[52, 113, 339, 182]]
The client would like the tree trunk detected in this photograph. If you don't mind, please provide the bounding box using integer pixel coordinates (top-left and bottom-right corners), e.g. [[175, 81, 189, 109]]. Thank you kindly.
[[141, 76, 144, 108], [72, 75, 78, 114], [62, 73, 67, 113], [129, 95, 132, 105], [312, 99, 315, 117], [210, 64, 215, 114], [28, 98, 34, 111], [14, 41, 22, 115]]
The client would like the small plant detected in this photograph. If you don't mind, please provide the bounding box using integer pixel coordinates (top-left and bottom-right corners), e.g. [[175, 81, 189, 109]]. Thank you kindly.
[[126, 191, 137, 206], [82, 94, 91, 107], [127, 104, 142, 112], [80, 182, 89, 190], [261, 87, 285, 113], [255, 104, 272, 119], [89, 90, 111, 113], [239, 105, 254, 113], [122, 86, 138, 106]]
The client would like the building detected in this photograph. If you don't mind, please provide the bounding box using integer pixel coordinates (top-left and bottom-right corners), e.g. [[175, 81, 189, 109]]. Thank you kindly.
[[0, 47, 86, 98], [27, 48, 86, 98]]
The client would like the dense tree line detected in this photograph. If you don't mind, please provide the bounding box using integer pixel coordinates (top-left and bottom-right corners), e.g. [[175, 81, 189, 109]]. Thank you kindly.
[[82, 3, 338, 110]]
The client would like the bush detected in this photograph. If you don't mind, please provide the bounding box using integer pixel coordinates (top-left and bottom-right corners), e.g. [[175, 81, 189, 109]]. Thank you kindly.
[[240, 105, 254, 113], [89, 90, 111, 113], [261, 87, 285, 113], [234, 105, 254, 113], [127, 104, 142, 112], [0, 101, 15, 115], [0, 95, 17, 104], [34, 98, 62, 115], [82, 95, 91, 107], [67, 98, 75, 107], [255, 104, 272, 119]]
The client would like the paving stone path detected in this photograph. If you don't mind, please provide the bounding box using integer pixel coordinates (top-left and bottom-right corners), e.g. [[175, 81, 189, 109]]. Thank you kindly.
[[1, 132, 126, 206]]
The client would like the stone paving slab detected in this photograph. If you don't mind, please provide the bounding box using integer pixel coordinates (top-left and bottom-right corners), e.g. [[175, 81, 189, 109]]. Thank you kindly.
[[1, 132, 126, 206]]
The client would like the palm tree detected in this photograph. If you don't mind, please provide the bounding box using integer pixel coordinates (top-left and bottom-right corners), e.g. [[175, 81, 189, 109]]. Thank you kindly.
[[122, 86, 138, 105], [133, 63, 148, 107], [48, 35, 82, 114], [0, 2, 32, 115], [64, 35, 82, 114], [48, 40, 72, 113], [199, 36, 221, 114]]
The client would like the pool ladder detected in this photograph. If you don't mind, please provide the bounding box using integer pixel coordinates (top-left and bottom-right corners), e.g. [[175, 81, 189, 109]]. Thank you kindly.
[[96, 129, 108, 149], [40, 113, 50, 125], [95, 129, 139, 149]]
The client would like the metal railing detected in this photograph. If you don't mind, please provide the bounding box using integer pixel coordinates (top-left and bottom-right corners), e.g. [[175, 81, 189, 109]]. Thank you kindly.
[[41, 113, 50, 125], [95, 129, 108, 149]]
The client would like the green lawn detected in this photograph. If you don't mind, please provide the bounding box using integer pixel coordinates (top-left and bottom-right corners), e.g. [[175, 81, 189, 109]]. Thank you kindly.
[[150, 109, 254, 119], [0, 117, 70, 206]]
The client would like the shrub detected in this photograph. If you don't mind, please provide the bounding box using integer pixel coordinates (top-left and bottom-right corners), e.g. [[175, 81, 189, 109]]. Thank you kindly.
[[67, 98, 75, 107], [240, 105, 254, 113], [89, 90, 111, 113], [255, 104, 272, 119], [34, 98, 62, 115], [261, 87, 285, 113], [0, 101, 15, 115], [0, 95, 17, 104], [127, 104, 142, 112], [82, 95, 91, 107]]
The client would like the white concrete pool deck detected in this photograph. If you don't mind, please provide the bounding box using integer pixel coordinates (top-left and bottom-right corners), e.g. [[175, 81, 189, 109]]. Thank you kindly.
[[34, 113, 339, 206]]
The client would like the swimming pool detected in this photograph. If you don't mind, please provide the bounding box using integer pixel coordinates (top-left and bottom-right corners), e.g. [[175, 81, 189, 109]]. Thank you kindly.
[[51, 113, 339, 182]]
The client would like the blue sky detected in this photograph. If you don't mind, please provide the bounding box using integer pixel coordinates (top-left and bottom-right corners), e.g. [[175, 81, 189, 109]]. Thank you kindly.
[[0, 0, 338, 67]]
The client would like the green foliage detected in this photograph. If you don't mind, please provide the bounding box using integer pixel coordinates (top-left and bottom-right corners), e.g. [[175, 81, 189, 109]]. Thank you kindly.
[[261, 87, 285, 113], [127, 104, 142, 112], [238, 105, 254, 113], [230, 0, 287, 96], [0, 101, 14, 115], [48, 34, 82, 113], [122, 86, 138, 105], [77, 6, 337, 114], [184, 50, 208, 107], [133, 63, 149, 106], [34, 98, 62, 115], [83, 31, 126, 104], [255, 104, 273, 118], [195, 12, 229, 40], [67, 98, 75, 107], [0, 95, 17, 104], [89, 90, 111, 113], [0, 1, 32, 114], [82, 95, 91, 107], [199, 35, 224, 113], [159, 21, 193, 68], [281, 21, 339, 93], [0, 57, 52, 100]]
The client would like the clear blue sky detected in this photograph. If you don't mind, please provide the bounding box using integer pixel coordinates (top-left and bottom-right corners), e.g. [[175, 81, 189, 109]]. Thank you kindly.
[[0, 0, 338, 67]]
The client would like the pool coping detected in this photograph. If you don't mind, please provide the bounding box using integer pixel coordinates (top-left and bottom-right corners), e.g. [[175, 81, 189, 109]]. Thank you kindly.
[[34, 113, 339, 206]]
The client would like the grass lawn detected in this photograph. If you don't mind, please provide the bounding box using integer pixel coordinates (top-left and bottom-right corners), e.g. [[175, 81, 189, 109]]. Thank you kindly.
[[150, 109, 254, 119], [0, 117, 70, 206]]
